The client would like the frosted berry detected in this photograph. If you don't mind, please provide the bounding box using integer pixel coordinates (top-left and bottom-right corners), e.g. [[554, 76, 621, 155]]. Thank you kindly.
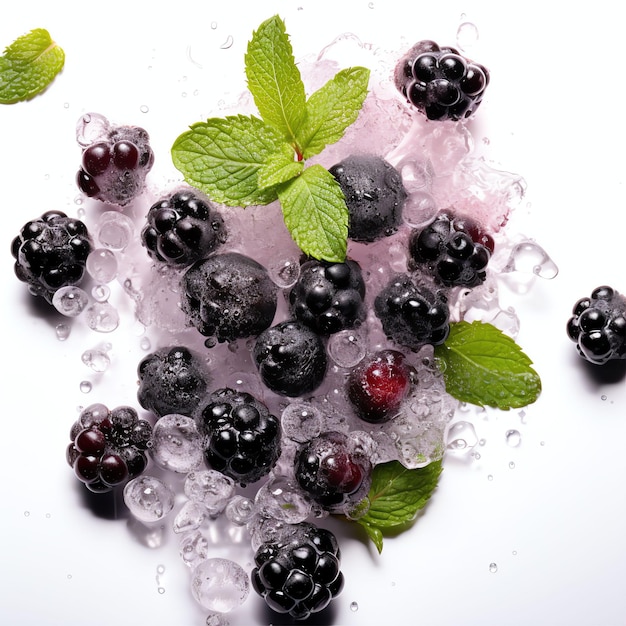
[[394, 40, 490, 121], [251, 522, 345, 620], [408, 211, 494, 288], [566, 286, 626, 365], [253, 320, 327, 397], [196, 388, 281, 485], [375, 274, 450, 349], [76, 118, 154, 206], [141, 189, 226, 266], [294, 431, 372, 513], [180, 252, 278, 342], [288, 259, 366, 334], [329, 154, 407, 242], [347, 349, 416, 423], [137, 346, 211, 418], [67, 404, 152, 493], [11, 210, 93, 303]]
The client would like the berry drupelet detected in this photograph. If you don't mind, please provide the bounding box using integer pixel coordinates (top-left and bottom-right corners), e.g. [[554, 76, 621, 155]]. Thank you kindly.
[[11, 210, 93, 303], [566, 285, 626, 365], [394, 40, 490, 121]]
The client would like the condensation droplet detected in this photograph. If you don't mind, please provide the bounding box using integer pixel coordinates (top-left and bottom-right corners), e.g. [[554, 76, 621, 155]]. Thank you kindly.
[[80, 381, 93, 393], [489, 562, 498, 573]]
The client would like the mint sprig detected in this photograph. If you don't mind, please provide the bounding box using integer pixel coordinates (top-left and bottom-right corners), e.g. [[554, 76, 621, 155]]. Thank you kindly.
[[356, 460, 443, 554], [171, 15, 370, 262], [434, 320, 542, 409], [0, 28, 65, 104]]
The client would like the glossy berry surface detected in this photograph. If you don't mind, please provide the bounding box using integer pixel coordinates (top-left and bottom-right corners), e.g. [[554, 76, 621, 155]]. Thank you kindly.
[[347, 349, 415, 423], [288, 259, 366, 334], [11, 210, 93, 303], [566, 286, 626, 365], [137, 346, 211, 417], [76, 123, 154, 206], [375, 274, 450, 349], [66, 404, 152, 493], [196, 388, 281, 485], [251, 522, 345, 621], [180, 252, 278, 342], [141, 189, 226, 266], [408, 211, 494, 288], [394, 40, 490, 121], [294, 431, 372, 513], [329, 154, 407, 242], [253, 320, 327, 397]]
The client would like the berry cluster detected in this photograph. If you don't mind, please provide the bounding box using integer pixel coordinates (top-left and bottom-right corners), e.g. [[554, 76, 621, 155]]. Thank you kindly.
[[196, 388, 281, 486], [566, 286, 626, 365], [141, 189, 227, 266], [394, 40, 490, 121], [288, 259, 366, 334], [76, 123, 154, 206], [66, 404, 152, 493], [251, 522, 345, 620], [137, 346, 211, 418], [408, 211, 495, 288], [11, 210, 93, 303]]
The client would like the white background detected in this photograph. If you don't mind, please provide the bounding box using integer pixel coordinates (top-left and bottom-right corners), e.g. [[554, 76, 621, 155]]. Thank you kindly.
[[1, 1, 625, 625]]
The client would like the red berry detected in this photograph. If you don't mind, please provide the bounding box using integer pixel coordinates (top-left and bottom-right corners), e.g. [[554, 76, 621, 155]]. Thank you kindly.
[[347, 350, 414, 423]]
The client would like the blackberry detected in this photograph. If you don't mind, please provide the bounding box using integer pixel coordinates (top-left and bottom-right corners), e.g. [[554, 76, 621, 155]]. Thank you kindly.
[[294, 431, 372, 514], [408, 211, 494, 288], [253, 320, 328, 397], [11, 210, 93, 303], [66, 403, 152, 493], [76, 119, 154, 206], [141, 188, 226, 266], [329, 154, 407, 242], [288, 259, 366, 334], [566, 286, 626, 365], [137, 346, 211, 418], [394, 40, 490, 121], [251, 522, 345, 621], [196, 388, 281, 485], [374, 274, 450, 350], [180, 252, 278, 342]]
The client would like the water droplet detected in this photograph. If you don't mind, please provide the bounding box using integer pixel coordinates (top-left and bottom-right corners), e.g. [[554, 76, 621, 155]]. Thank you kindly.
[[24, 510, 30, 517], [210, 21, 218, 30], [456, 21, 479, 50], [80, 381, 93, 393], [87, 248, 118, 284], [327, 330, 367, 368], [268, 255, 300, 288], [140, 337, 152, 351], [140, 105, 149, 113], [540, 441, 545, 446], [512, 550, 518, 556], [97, 211, 135, 251], [502, 240, 558, 280], [55, 323, 71, 341], [601, 394, 607, 401], [67, 574, 72, 580], [487, 474, 493, 481], [350, 601, 359, 611], [489, 562, 498, 573], [508, 461, 516, 469], [446, 421, 478, 454], [81, 348, 111, 373], [85, 301, 119, 332], [219, 35, 234, 49], [157, 587, 165, 594], [505, 429, 521, 447]]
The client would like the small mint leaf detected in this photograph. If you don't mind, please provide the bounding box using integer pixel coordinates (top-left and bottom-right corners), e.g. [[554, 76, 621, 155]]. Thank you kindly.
[[434, 320, 542, 409], [277, 164, 348, 262], [0, 28, 65, 104], [356, 460, 443, 554], [257, 144, 304, 190], [171, 114, 286, 206], [298, 66, 370, 160], [245, 15, 306, 147]]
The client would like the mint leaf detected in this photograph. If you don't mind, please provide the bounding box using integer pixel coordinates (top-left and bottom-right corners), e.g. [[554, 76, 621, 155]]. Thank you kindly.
[[257, 144, 304, 190], [356, 460, 443, 554], [0, 28, 64, 104], [245, 15, 306, 147], [434, 320, 542, 409], [171, 114, 289, 206], [298, 67, 370, 160], [278, 164, 348, 262]]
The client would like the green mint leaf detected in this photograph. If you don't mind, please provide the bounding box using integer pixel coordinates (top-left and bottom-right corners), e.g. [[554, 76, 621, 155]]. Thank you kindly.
[[171, 114, 288, 206], [356, 460, 443, 554], [245, 15, 306, 147], [434, 320, 542, 409], [277, 164, 348, 262], [257, 144, 304, 190], [297, 67, 370, 160], [0, 28, 65, 104]]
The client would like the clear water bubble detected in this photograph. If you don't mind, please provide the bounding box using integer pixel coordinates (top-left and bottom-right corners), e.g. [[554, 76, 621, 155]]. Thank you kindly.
[[140, 336, 152, 351], [268, 255, 300, 288], [85, 301, 119, 332], [96, 211, 135, 251], [350, 601, 359, 611], [123, 475, 175, 523], [456, 21, 479, 50], [255, 475, 313, 524], [79, 381, 92, 393], [86, 248, 118, 283], [225, 495, 255, 526], [81, 348, 111, 372], [76, 112, 110, 147], [489, 562, 498, 573], [185, 470, 236, 516], [151, 415, 204, 473], [55, 323, 71, 341], [402, 191, 438, 228], [173, 500, 207, 534], [446, 421, 478, 454], [509, 461, 516, 469], [505, 429, 521, 447], [91, 284, 111, 303], [140, 105, 149, 113], [501, 240, 558, 279], [52, 286, 89, 317], [190, 558, 249, 613], [180, 530, 209, 569], [327, 330, 367, 368], [281, 403, 323, 443]]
